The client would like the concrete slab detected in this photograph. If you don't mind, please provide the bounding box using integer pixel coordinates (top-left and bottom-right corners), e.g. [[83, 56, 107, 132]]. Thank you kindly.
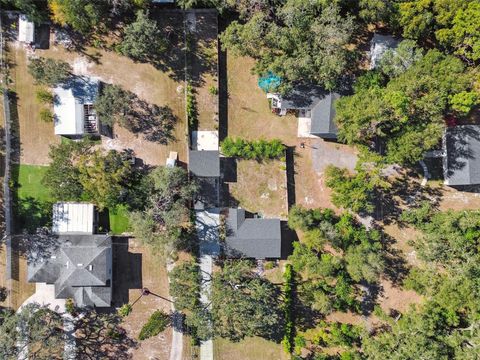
[[310, 139, 357, 174], [192, 131, 219, 151], [19, 282, 66, 313], [297, 117, 316, 138]]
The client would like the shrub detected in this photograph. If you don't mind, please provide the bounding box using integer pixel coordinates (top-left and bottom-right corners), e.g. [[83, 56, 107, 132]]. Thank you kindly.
[[36, 88, 54, 104], [186, 84, 197, 129], [28, 57, 72, 86], [221, 137, 284, 160], [39, 108, 54, 122], [118, 304, 133, 317], [208, 86, 218, 95], [65, 298, 75, 314], [138, 310, 170, 340]]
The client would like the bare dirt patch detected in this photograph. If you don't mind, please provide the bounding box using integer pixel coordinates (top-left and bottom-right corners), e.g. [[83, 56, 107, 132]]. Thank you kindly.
[[214, 337, 289, 360]]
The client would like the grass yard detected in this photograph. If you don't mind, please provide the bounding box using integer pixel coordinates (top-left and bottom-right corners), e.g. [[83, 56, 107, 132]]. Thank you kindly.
[[108, 205, 130, 235], [8, 45, 59, 165], [113, 237, 172, 359], [11, 164, 53, 232], [226, 55, 297, 144], [213, 337, 289, 360], [227, 159, 288, 218], [188, 11, 219, 131]]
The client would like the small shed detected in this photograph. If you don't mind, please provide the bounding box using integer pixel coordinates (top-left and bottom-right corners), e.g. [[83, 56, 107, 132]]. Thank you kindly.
[[52, 203, 96, 235], [18, 14, 34, 43], [166, 151, 178, 168]]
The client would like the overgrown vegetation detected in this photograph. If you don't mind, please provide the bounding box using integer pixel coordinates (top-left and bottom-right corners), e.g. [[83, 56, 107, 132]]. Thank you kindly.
[[288, 206, 383, 314], [129, 166, 198, 258], [221, 137, 284, 160], [28, 57, 72, 87]]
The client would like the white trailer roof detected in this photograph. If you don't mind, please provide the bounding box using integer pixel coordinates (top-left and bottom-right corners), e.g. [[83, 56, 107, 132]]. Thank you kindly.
[[18, 14, 34, 43], [52, 203, 95, 234], [54, 87, 85, 136]]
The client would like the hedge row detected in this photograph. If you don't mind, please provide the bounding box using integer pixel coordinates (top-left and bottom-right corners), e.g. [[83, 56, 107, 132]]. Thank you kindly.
[[221, 137, 285, 160], [281, 263, 295, 354]]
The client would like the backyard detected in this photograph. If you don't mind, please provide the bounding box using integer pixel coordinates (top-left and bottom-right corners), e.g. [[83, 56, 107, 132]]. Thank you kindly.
[[226, 158, 288, 218], [11, 164, 129, 235]]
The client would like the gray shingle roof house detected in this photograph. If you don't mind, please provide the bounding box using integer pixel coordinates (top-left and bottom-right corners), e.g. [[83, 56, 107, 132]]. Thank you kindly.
[[189, 150, 220, 177], [27, 235, 112, 308], [225, 208, 282, 259], [444, 125, 480, 186], [268, 87, 340, 139]]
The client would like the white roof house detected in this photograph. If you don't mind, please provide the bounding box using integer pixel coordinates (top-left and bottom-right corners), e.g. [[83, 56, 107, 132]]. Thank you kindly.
[[52, 203, 95, 235], [370, 34, 399, 69], [54, 77, 100, 137], [18, 14, 34, 43]]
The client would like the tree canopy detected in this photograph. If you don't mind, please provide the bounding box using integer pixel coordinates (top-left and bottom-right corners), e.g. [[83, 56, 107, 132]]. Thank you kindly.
[[287, 207, 384, 317], [28, 57, 72, 87], [0, 304, 64, 360], [120, 10, 168, 62], [210, 260, 281, 341], [129, 166, 198, 258], [220, 2, 355, 91], [335, 50, 476, 165], [42, 140, 137, 210]]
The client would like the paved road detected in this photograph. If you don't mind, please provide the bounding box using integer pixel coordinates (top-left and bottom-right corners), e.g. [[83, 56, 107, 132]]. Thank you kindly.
[[195, 209, 220, 360]]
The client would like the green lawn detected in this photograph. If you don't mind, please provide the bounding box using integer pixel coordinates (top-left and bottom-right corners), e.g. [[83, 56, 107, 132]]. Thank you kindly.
[[12, 164, 130, 234], [11, 164, 53, 232], [108, 205, 130, 235]]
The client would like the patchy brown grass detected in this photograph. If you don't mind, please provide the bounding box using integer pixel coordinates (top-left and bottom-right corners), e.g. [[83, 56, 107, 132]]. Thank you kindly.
[[117, 238, 172, 359], [8, 45, 59, 165], [37, 44, 187, 166], [227, 159, 288, 218], [226, 56, 297, 144], [213, 337, 289, 360], [189, 12, 219, 131]]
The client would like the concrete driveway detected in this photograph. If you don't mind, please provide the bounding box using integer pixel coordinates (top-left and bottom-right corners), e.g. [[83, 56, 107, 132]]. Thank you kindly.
[[310, 138, 357, 173]]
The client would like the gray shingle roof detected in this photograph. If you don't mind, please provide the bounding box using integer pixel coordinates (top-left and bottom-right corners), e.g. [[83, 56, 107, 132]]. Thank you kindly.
[[310, 92, 340, 138], [28, 235, 112, 308], [225, 208, 281, 259], [189, 150, 220, 177], [278, 86, 340, 138], [444, 125, 480, 186]]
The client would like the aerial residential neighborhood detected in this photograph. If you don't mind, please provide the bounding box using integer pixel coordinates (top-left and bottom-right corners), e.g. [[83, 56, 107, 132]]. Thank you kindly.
[[0, 1, 479, 360]]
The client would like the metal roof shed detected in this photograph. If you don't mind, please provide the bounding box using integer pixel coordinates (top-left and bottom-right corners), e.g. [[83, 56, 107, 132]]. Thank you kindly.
[[52, 203, 95, 235], [18, 14, 34, 43]]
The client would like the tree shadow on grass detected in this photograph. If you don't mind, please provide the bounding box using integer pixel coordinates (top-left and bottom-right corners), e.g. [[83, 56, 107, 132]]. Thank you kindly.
[[123, 99, 177, 145], [13, 196, 53, 234]]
